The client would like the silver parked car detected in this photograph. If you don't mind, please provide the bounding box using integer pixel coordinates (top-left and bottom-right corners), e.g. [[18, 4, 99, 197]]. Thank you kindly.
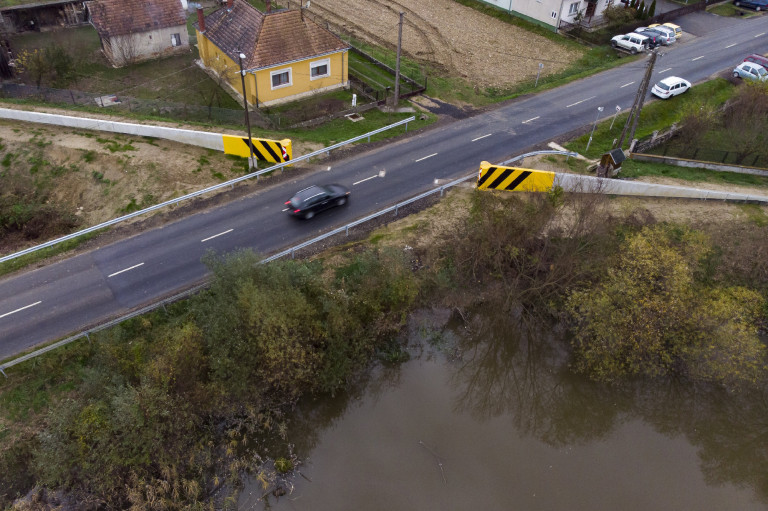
[[732, 62, 768, 82]]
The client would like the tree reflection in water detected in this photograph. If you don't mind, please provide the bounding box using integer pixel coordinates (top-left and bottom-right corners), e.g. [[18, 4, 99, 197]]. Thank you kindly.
[[447, 307, 768, 504]]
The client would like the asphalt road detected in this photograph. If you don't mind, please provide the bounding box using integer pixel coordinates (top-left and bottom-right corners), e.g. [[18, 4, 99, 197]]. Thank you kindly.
[[1, 13, 767, 360]]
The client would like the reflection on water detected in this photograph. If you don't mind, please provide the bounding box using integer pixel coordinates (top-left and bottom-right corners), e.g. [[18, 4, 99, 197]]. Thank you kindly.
[[240, 308, 768, 510]]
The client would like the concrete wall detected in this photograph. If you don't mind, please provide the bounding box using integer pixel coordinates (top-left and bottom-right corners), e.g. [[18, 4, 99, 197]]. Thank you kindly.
[[554, 172, 768, 203], [0, 108, 224, 151], [476, 0, 560, 30]]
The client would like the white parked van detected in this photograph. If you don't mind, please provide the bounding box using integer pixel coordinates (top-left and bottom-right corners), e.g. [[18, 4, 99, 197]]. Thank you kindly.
[[611, 33, 650, 54]]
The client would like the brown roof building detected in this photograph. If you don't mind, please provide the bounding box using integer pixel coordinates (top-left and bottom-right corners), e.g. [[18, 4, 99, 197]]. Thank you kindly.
[[195, 0, 350, 107], [87, 0, 190, 67]]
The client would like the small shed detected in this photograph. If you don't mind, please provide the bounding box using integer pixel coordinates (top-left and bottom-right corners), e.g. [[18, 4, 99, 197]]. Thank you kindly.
[[87, 0, 189, 67], [597, 148, 626, 177]]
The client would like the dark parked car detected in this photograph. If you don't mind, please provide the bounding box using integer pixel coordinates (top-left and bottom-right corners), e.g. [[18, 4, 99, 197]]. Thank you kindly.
[[734, 0, 768, 10], [285, 184, 350, 219], [743, 53, 768, 69], [634, 28, 664, 48]]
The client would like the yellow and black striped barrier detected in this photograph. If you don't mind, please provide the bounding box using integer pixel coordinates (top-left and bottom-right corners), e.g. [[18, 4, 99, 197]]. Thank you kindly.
[[477, 161, 555, 192], [222, 135, 292, 163]]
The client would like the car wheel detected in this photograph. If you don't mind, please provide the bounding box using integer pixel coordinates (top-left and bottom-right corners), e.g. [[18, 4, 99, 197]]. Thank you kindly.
[[304, 211, 314, 220], [336, 197, 347, 206], [631, 47, 638, 54], [757, 6, 762, 10], [611, 41, 617, 48], [734, 1, 740, 6], [733, 71, 740, 78]]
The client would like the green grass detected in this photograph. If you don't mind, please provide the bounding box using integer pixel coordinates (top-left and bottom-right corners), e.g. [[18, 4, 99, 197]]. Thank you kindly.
[[707, 3, 759, 16], [11, 25, 242, 109], [739, 204, 768, 226], [618, 158, 768, 188], [566, 78, 736, 159], [0, 229, 106, 278]]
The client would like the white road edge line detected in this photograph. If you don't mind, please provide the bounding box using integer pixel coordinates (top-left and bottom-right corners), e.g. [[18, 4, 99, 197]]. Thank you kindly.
[[415, 153, 438, 162], [755, 32, 766, 38], [658, 68, 672, 74], [692, 56, 704, 61], [353, 175, 378, 185], [725, 43, 737, 48], [620, 81, 635, 88], [201, 229, 233, 243], [0, 301, 42, 320], [566, 96, 596, 108], [108, 262, 144, 278], [522, 116, 540, 124], [471, 133, 492, 142]]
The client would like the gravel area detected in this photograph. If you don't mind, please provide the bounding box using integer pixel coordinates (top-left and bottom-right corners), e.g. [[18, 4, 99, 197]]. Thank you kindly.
[[307, 0, 583, 89]]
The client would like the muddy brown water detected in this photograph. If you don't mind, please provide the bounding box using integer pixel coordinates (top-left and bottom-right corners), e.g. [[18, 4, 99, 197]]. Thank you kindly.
[[239, 309, 768, 510]]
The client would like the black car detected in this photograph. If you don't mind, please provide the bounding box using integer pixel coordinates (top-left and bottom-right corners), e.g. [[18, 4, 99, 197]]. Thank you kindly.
[[285, 184, 350, 219], [635, 29, 663, 48]]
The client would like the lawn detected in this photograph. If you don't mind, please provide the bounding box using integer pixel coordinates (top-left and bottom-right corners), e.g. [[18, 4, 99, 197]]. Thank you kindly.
[[566, 78, 736, 160], [10, 23, 242, 109]]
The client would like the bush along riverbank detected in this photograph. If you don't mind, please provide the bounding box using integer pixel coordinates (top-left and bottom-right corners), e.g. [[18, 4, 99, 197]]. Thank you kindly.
[[2, 188, 767, 509]]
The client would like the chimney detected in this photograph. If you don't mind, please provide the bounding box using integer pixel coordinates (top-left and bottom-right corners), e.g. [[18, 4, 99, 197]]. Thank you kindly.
[[227, 0, 233, 9], [197, 8, 205, 32], [266, 0, 271, 12]]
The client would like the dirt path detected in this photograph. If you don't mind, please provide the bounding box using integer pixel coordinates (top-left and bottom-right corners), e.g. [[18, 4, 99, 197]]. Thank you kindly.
[[308, 0, 582, 89]]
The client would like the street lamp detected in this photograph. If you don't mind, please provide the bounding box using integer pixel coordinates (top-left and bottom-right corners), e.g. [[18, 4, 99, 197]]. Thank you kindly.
[[237, 52, 255, 169], [585, 106, 604, 153]]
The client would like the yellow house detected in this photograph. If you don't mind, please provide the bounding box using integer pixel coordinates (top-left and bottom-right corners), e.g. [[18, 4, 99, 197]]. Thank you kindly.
[[195, 0, 350, 107]]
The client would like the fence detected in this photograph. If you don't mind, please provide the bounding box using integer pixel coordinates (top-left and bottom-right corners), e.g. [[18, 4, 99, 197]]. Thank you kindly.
[[0, 82, 270, 128], [634, 126, 768, 169], [0, 171, 475, 377]]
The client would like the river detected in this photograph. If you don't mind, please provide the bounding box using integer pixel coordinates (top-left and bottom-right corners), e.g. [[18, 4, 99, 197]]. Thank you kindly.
[[239, 308, 768, 510]]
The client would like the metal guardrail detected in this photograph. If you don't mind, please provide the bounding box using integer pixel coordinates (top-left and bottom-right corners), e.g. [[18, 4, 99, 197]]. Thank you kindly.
[[0, 149, 574, 376], [0, 170, 473, 377], [0, 116, 415, 265]]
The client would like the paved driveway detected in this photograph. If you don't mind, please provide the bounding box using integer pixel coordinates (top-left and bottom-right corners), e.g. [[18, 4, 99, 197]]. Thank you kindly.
[[674, 9, 748, 36]]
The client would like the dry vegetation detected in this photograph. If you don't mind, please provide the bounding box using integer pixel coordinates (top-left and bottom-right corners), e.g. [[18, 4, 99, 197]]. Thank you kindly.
[[307, 0, 582, 88]]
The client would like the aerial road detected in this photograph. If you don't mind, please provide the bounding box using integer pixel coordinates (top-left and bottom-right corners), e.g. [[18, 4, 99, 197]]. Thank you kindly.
[[1, 14, 767, 360]]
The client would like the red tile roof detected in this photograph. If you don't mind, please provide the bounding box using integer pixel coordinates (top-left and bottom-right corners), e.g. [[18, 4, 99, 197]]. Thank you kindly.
[[88, 0, 187, 38], [198, 0, 349, 70]]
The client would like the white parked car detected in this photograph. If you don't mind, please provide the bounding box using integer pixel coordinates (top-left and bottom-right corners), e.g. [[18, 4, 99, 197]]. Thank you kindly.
[[732, 62, 768, 82], [651, 76, 691, 99], [611, 33, 649, 54]]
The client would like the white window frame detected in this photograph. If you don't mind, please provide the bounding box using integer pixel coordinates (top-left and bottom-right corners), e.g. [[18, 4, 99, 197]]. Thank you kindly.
[[270, 68, 293, 90], [550, 10, 558, 18], [171, 33, 181, 47], [309, 58, 331, 80], [568, 1, 580, 15]]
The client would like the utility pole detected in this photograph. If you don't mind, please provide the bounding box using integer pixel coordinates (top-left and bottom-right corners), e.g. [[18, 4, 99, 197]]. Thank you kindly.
[[615, 49, 658, 150], [392, 11, 404, 108]]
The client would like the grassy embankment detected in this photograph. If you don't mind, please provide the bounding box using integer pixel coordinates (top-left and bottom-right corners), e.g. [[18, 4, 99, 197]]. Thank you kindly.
[[564, 78, 768, 188]]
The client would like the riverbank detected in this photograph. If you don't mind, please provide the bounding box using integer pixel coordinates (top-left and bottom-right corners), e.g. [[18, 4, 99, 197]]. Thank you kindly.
[[2, 187, 767, 509]]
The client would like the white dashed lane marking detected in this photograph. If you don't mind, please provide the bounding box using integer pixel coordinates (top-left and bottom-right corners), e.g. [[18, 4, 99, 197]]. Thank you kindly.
[[0, 301, 41, 320], [108, 263, 144, 278], [201, 229, 233, 243], [471, 134, 492, 142], [415, 153, 438, 162]]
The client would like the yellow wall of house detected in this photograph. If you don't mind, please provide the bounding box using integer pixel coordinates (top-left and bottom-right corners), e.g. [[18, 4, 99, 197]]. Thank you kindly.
[[252, 51, 348, 105], [196, 30, 347, 106], [196, 30, 243, 94]]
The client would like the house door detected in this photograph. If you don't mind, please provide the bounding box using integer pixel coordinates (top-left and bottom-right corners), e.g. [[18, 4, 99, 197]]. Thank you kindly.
[[585, 0, 597, 18]]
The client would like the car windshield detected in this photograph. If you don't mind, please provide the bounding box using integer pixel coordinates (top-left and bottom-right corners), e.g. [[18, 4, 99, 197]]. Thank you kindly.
[[657, 83, 671, 91], [290, 186, 327, 207]]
